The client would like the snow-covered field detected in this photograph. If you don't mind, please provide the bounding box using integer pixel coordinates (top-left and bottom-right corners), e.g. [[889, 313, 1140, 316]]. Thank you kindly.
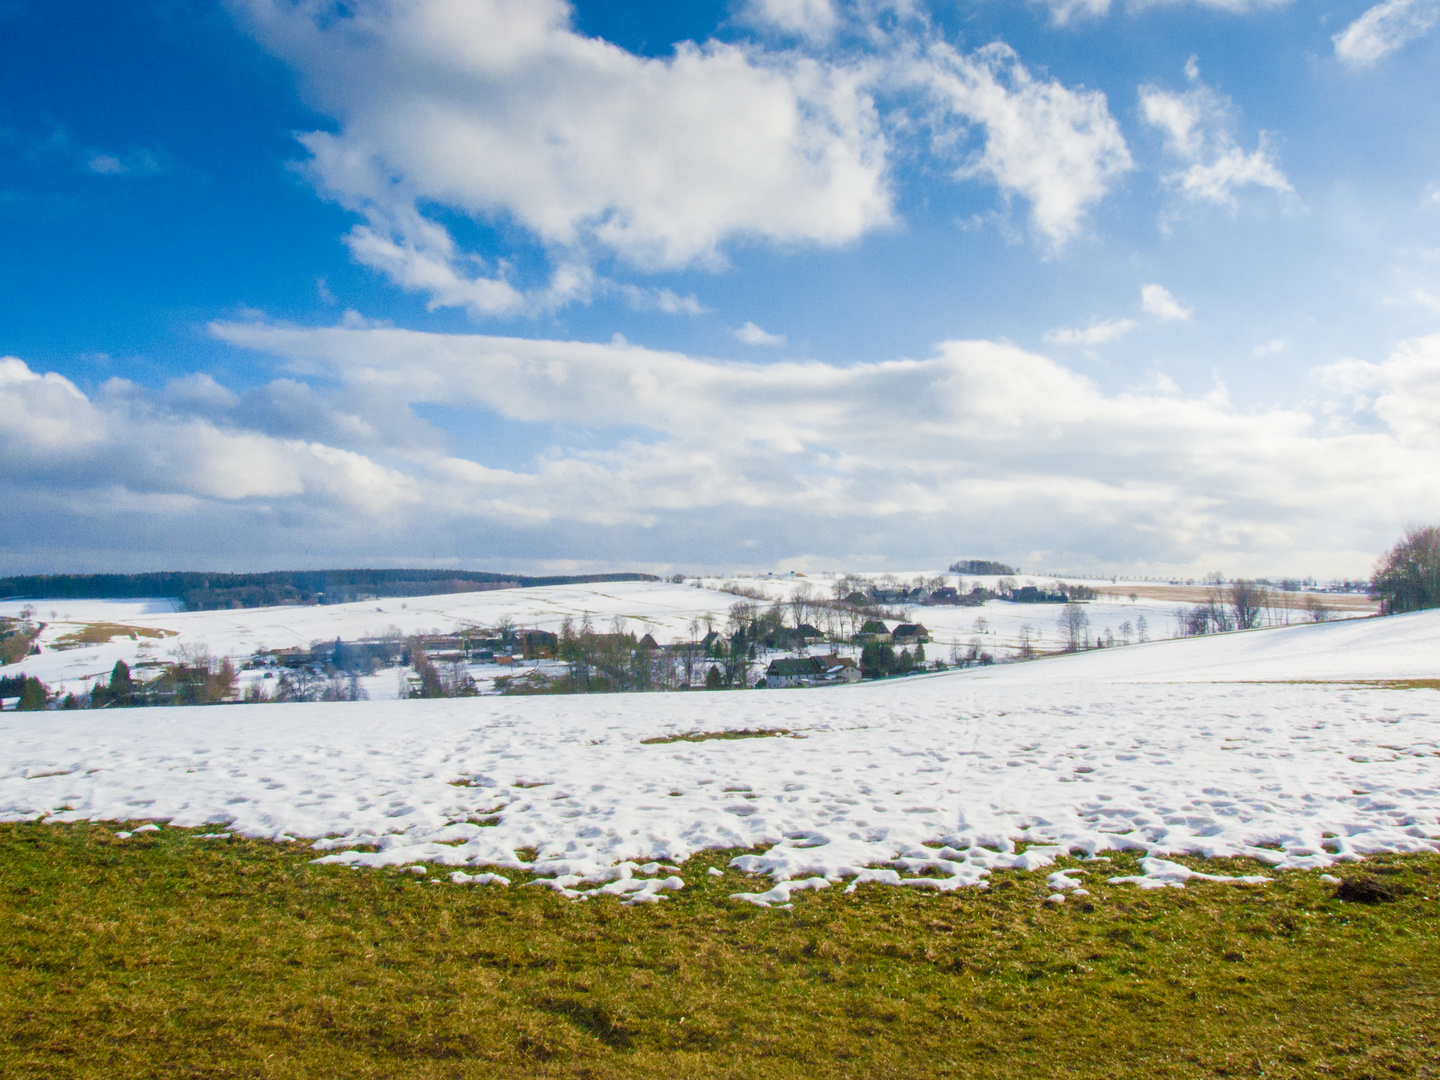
[[1, 575, 1366, 698], [3, 609, 1437, 903]]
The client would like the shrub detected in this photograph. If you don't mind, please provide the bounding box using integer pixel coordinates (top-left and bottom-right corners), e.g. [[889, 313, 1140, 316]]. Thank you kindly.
[[17, 676, 49, 711]]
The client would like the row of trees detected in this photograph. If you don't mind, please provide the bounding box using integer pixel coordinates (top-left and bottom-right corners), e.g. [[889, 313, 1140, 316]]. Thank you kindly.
[[1176, 581, 1333, 637], [11, 649, 240, 711], [1372, 526, 1440, 615]]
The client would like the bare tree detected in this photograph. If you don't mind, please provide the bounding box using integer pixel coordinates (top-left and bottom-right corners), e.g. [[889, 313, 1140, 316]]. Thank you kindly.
[[1304, 594, 1332, 622], [1228, 580, 1265, 630], [1136, 614, 1148, 642], [1058, 603, 1090, 651]]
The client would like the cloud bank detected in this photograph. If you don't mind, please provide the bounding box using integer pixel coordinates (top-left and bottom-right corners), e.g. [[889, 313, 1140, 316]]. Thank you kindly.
[[4, 325, 1439, 576]]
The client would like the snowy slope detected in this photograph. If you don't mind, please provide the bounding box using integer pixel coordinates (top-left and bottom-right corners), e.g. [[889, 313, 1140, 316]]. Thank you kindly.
[[3, 575, 1358, 697], [3, 610, 1437, 898]]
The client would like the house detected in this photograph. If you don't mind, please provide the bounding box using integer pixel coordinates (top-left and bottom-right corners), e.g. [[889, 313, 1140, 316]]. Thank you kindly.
[[794, 624, 824, 643], [636, 633, 660, 651], [857, 619, 890, 641], [928, 586, 961, 604], [701, 630, 723, 654], [892, 623, 930, 646], [812, 654, 862, 684], [765, 657, 826, 688]]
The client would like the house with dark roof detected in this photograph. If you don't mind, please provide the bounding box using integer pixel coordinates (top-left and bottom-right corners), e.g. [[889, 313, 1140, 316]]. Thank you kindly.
[[891, 623, 930, 646], [812, 654, 862, 684], [765, 656, 826, 688]]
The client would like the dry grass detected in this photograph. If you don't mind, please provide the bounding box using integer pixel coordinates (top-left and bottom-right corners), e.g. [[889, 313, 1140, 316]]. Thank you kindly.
[[2, 823, 1439, 1079], [48, 622, 177, 650], [1094, 584, 1379, 613], [640, 729, 796, 745]]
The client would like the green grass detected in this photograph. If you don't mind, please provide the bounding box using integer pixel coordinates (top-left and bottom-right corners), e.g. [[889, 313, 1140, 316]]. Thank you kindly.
[[2, 823, 1439, 1079]]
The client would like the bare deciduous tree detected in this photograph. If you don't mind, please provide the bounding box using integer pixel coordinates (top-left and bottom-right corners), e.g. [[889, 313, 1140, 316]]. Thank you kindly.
[[1229, 579, 1265, 630], [1058, 603, 1090, 651]]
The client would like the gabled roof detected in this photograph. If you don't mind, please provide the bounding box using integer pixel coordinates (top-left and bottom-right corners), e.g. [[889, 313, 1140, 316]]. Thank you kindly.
[[892, 623, 929, 636], [766, 657, 825, 677]]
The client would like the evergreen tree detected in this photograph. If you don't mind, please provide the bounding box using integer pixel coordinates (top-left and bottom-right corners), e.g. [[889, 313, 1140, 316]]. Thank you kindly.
[[17, 676, 48, 711]]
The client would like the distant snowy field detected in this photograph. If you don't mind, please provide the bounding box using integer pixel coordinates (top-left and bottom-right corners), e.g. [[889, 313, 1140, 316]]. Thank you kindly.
[[0, 575, 1365, 698], [3, 610, 1437, 902]]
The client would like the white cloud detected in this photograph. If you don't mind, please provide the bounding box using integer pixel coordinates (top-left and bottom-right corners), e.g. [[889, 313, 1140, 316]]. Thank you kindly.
[[0, 357, 417, 513], [1333, 0, 1440, 67], [234, 0, 891, 290], [1043, 317, 1137, 346], [152, 319, 1440, 575], [618, 285, 708, 315], [226, 1, 1138, 314], [742, 0, 838, 41], [1253, 339, 1285, 357], [913, 42, 1132, 247], [1141, 283, 1192, 320], [1036, 0, 1291, 25], [1321, 337, 1440, 446], [8, 325, 1440, 574], [1139, 71, 1292, 207], [85, 148, 164, 177], [735, 321, 788, 345]]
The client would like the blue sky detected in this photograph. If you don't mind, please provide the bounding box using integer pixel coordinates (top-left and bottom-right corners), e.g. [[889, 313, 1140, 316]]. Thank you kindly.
[[2, 0, 1439, 578]]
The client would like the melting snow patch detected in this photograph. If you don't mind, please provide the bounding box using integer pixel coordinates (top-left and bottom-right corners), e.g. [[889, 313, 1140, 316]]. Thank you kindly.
[[1108, 857, 1272, 890], [731, 876, 831, 908], [449, 871, 510, 886]]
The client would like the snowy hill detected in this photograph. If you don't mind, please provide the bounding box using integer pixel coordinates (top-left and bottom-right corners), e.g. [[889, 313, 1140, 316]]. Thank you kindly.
[[3, 609, 1437, 899]]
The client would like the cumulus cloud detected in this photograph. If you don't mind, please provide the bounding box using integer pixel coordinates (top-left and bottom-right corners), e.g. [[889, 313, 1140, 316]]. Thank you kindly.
[[914, 42, 1132, 247], [1320, 336, 1440, 446], [1141, 283, 1192, 320], [742, 0, 838, 41], [226, 1, 1134, 315], [0, 357, 418, 513], [1043, 317, 1137, 346], [233, 0, 891, 310], [1139, 66, 1292, 207], [1333, 0, 1440, 67], [735, 321, 787, 345]]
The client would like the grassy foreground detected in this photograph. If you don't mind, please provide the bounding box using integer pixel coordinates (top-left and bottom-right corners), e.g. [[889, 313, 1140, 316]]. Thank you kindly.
[[3, 824, 1438, 1079]]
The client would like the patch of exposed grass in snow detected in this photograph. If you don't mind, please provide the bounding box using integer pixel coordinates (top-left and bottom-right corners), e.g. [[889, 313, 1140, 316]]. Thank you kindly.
[[2, 823, 1439, 1078], [640, 728, 796, 745], [49, 622, 176, 649]]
